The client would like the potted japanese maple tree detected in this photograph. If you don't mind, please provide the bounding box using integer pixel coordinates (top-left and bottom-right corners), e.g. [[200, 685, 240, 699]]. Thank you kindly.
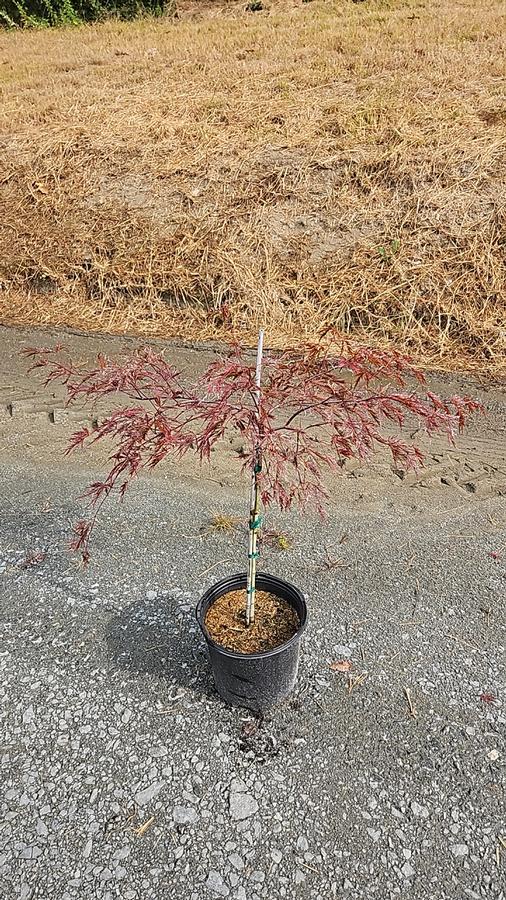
[[25, 331, 481, 710]]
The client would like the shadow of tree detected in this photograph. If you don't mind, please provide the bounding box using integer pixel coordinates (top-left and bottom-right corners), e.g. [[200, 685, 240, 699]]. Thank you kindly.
[[105, 594, 215, 697]]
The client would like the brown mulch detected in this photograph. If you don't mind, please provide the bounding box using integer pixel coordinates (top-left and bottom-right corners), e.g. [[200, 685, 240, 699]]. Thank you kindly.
[[205, 589, 300, 654]]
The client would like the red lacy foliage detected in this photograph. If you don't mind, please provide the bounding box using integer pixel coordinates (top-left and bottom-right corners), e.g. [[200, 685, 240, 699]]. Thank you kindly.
[[23, 333, 482, 560]]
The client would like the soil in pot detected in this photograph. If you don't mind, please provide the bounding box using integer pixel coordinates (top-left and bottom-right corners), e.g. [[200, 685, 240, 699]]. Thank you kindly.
[[205, 589, 300, 654]]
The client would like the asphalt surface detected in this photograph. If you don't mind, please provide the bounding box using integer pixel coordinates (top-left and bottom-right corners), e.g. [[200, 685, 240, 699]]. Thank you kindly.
[[0, 326, 505, 900]]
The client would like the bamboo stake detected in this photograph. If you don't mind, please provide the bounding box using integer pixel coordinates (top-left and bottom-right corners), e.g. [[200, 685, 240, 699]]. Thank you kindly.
[[246, 329, 264, 627]]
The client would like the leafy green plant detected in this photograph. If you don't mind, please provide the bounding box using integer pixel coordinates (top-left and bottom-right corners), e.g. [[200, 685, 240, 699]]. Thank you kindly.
[[1, 0, 168, 27], [378, 238, 401, 263]]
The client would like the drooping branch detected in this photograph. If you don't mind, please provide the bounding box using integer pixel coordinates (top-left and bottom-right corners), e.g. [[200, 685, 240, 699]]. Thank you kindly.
[[23, 332, 482, 561]]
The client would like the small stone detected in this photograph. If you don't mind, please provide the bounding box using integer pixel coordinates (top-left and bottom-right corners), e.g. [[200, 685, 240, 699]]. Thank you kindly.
[[294, 869, 306, 885], [134, 781, 165, 807], [251, 871, 265, 883], [23, 705, 35, 724], [205, 870, 229, 896], [173, 806, 198, 826], [411, 801, 429, 819], [229, 792, 258, 821], [451, 844, 468, 858], [229, 778, 248, 793], [367, 828, 381, 843], [487, 749, 499, 761], [36, 820, 48, 837], [83, 839, 93, 859], [146, 590, 157, 601], [150, 746, 168, 759], [401, 862, 415, 878], [19, 847, 42, 860], [228, 853, 244, 870], [234, 889, 247, 900], [296, 836, 309, 852], [271, 850, 282, 864], [115, 866, 127, 879]]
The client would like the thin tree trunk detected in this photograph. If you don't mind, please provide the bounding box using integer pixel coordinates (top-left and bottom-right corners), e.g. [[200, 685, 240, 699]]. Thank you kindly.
[[246, 329, 264, 627]]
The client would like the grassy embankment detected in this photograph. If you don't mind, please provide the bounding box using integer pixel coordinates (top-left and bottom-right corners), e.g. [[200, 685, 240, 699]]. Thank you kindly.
[[1, 0, 505, 374]]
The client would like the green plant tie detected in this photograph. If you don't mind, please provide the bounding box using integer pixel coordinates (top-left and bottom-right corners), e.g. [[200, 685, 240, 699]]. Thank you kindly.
[[254, 462, 262, 474], [249, 515, 263, 530], [248, 551, 260, 559]]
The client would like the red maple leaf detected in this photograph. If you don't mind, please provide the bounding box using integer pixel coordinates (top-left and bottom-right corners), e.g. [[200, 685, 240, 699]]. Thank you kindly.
[[330, 659, 352, 673]]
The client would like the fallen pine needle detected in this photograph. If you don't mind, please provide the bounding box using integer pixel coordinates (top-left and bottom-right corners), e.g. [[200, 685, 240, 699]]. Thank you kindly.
[[348, 673, 367, 695], [297, 861, 321, 875], [404, 687, 417, 719], [448, 634, 482, 651], [196, 559, 232, 578], [499, 836, 506, 850], [135, 816, 155, 836]]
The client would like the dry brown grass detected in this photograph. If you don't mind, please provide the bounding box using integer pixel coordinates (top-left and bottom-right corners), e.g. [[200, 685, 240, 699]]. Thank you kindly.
[[1, 0, 505, 374]]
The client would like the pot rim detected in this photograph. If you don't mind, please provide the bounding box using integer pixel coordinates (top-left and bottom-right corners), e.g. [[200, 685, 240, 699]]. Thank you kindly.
[[196, 571, 308, 661]]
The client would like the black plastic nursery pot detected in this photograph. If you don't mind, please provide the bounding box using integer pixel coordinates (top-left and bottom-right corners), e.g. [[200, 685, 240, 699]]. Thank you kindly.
[[196, 572, 307, 712]]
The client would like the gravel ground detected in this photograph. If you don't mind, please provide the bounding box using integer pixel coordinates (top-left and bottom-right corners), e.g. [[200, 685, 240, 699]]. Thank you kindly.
[[1, 325, 505, 899], [1, 455, 505, 900]]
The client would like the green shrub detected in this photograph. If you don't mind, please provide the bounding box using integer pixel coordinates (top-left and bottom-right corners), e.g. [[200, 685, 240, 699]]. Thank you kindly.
[[0, 0, 168, 27]]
